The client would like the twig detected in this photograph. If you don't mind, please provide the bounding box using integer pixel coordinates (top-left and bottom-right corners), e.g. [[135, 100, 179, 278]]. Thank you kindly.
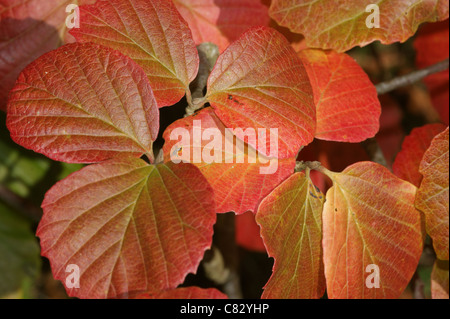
[[360, 59, 449, 167], [361, 137, 388, 167], [375, 58, 449, 95], [203, 213, 243, 299]]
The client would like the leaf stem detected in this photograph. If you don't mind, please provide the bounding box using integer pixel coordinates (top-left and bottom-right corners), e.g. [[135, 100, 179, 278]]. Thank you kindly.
[[144, 151, 155, 164], [295, 160, 336, 181]]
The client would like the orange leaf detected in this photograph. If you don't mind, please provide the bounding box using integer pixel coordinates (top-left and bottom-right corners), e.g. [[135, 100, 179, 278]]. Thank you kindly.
[[256, 171, 326, 298], [298, 49, 381, 142], [431, 259, 449, 299], [322, 162, 423, 298], [162, 107, 295, 214], [415, 127, 449, 260]]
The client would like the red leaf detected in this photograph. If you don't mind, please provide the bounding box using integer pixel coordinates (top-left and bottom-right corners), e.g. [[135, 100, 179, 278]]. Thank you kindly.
[[298, 49, 381, 142], [256, 171, 326, 298], [0, 0, 68, 111], [206, 27, 316, 159], [136, 286, 228, 299], [162, 107, 295, 214], [270, 0, 449, 52], [431, 259, 449, 299], [71, 0, 199, 107], [37, 157, 216, 299], [322, 162, 423, 298], [173, 0, 270, 53], [415, 127, 449, 260], [414, 20, 449, 125], [235, 211, 266, 252], [393, 123, 446, 187], [6, 42, 159, 164]]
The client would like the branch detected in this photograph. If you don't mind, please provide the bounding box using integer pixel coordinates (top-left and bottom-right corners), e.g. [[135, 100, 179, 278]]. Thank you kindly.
[[203, 212, 243, 299], [376, 58, 449, 95], [360, 58, 449, 166]]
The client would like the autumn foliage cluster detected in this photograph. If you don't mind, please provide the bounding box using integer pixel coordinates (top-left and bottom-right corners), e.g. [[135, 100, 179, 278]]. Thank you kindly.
[[0, 0, 448, 299]]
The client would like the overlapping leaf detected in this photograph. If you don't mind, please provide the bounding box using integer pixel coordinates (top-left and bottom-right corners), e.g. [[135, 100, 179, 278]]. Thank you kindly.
[[415, 127, 449, 260], [256, 171, 326, 299], [298, 49, 381, 142], [270, 0, 449, 52], [162, 108, 295, 214], [7, 42, 159, 164], [322, 162, 423, 298], [414, 20, 449, 125], [0, 0, 70, 111], [206, 27, 316, 159], [431, 259, 449, 299], [71, 0, 199, 107], [136, 286, 228, 299], [173, 0, 270, 52], [37, 157, 216, 299], [393, 123, 446, 187]]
